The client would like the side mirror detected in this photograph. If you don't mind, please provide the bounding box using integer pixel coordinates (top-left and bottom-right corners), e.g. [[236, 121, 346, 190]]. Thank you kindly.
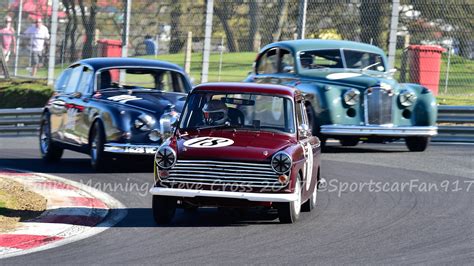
[[283, 65, 294, 73], [72, 92, 82, 98], [159, 110, 180, 139], [298, 124, 310, 138]]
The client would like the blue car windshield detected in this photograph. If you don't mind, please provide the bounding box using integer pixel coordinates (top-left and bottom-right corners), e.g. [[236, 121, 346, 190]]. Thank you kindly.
[[179, 91, 296, 134], [299, 49, 386, 72]]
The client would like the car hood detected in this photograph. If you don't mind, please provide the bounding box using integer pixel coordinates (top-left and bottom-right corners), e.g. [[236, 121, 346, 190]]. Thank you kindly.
[[299, 70, 399, 89], [100, 90, 187, 114], [175, 130, 295, 162]]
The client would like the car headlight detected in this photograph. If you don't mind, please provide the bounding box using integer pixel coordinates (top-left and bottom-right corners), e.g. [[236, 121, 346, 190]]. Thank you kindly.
[[271, 151, 292, 174], [343, 89, 360, 106], [155, 146, 176, 169], [134, 114, 155, 131], [160, 110, 180, 139], [399, 89, 417, 107]]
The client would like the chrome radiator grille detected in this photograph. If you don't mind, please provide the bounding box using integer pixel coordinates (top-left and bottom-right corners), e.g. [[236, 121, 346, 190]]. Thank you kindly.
[[364, 87, 393, 125], [162, 160, 284, 189]]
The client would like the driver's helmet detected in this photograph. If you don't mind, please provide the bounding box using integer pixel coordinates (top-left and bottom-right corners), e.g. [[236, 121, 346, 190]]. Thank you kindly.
[[202, 100, 228, 125], [300, 53, 313, 69]]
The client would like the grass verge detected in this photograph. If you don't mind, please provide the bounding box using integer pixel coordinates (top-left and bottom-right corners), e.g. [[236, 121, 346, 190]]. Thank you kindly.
[[0, 178, 47, 232]]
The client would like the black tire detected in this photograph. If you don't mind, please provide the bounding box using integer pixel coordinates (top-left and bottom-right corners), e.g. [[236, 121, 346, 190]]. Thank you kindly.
[[302, 168, 319, 212], [340, 137, 359, 147], [152, 195, 177, 224], [405, 137, 430, 152], [89, 120, 109, 171], [39, 113, 63, 162], [306, 104, 326, 150], [277, 175, 302, 223]]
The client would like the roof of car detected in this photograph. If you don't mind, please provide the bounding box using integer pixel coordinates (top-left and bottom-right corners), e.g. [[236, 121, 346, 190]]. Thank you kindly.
[[192, 82, 299, 98], [76, 57, 184, 72], [262, 39, 385, 55]]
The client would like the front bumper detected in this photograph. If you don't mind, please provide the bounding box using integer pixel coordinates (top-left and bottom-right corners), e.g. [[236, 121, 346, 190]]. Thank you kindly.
[[320, 125, 438, 137], [104, 143, 159, 154], [149, 187, 297, 202]]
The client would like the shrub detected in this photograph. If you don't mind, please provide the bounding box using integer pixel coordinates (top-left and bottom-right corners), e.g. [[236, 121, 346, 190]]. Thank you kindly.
[[0, 80, 53, 108]]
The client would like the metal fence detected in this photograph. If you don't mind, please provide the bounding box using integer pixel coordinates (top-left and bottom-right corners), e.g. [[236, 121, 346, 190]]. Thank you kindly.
[[0, 0, 473, 95], [1, 106, 473, 143]]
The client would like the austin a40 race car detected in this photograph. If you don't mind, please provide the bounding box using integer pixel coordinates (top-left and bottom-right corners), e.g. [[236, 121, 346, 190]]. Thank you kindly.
[[150, 83, 322, 224], [40, 58, 192, 170], [245, 39, 438, 151]]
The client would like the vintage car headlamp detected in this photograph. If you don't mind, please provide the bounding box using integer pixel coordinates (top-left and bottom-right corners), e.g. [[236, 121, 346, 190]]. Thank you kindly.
[[159, 110, 180, 139], [399, 89, 417, 107], [134, 114, 156, 131], [271, 151, 292, 174], [155, 146, 176, 169], [343, 89, 360, 106]]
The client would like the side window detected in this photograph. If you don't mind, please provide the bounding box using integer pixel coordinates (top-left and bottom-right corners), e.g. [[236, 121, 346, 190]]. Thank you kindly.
[[77, 67, 93, 95], [280, 49, 294, 73], [256, 49, 278, 74], [54, 68, 73, 92], [64, 66, 83, 94]]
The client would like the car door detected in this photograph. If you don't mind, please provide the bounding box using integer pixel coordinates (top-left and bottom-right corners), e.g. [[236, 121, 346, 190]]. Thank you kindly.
[[49, 67, 73, 141], [63, 65, 94, 146], [61, 65, 85, 145], [296, 100, 319, 193]]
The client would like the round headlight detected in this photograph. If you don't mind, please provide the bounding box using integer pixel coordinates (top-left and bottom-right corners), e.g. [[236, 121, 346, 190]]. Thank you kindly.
[[155, 146, 176, 169], [271, 152, 292, 174], [399, 89, 417, 107], [343, 89, 360, 106], [134, 114, 156, 131]]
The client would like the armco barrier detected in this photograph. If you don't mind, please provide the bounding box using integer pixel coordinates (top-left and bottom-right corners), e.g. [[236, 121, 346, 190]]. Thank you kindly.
[[0, 106, 473, 142]]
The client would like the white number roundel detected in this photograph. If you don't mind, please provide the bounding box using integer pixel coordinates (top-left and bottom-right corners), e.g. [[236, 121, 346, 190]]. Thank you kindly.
[[183, 137, 234, 148]]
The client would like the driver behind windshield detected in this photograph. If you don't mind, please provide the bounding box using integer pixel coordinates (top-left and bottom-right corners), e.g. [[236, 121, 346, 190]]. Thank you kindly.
[[202, 100, 229, 126]]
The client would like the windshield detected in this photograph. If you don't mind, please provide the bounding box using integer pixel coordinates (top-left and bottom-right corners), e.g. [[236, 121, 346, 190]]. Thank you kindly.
[[97, 68, 188, 93], [299, 49, 386, 72], [179, 91, 296, 134]]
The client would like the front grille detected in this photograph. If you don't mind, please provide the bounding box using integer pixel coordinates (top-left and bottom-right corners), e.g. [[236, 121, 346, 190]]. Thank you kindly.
[[161, 160, 284, 189], [364, 87, 393, 125]]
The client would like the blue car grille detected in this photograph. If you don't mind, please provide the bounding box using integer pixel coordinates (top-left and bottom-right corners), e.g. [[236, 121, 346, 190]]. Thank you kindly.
[[364, 87, 393, 125], [161, 160, 285, 189]]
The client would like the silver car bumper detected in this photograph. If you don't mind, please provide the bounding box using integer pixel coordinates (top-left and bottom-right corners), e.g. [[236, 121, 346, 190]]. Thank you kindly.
[[104, 143, 159, 154], [320, 125, 438, 137], [149, 187, 297, 202]]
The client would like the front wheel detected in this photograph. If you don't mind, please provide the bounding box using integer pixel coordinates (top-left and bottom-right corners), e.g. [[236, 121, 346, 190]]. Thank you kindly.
[[89, 121, 109, 170], [39, 114, 63, 162], [339, 137, 359, 147], [405, 137, 430, 152], [152, 195, 177, 224], [277, 176, 302, 223]]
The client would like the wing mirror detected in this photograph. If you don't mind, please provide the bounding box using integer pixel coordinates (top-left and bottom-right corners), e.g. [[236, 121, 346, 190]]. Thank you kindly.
[[298, 124, 310, 138], [71, 92, 82, 98]]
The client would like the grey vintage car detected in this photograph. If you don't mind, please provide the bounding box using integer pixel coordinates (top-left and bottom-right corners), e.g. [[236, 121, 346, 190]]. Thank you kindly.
[[40, 58, 192, 170], [245, 39, 438, 151]]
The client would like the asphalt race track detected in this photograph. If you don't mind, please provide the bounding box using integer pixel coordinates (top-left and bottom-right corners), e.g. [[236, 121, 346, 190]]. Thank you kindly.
[[1, 137, 473, 264]]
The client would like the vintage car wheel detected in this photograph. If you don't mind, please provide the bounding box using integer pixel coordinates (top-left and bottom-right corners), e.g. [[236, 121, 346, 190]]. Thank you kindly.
[[277, 176, 302, 223], [89, 121, 109, 170], [405, 137, 430, 152], [339, 137, 359, 147], [152, 195, 177, 224], [302, 172, 318, 212], [39, 114, 63, 162]]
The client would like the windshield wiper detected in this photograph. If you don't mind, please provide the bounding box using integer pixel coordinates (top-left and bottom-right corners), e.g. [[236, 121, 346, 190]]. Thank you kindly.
[[362, 62, 381, 71]]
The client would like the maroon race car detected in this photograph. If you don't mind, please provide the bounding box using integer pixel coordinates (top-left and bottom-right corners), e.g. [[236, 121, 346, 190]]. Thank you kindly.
[[150, 82, 322, 224]]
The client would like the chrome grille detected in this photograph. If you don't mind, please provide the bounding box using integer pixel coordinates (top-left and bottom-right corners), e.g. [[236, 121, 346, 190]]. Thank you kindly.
[[364, 87, 393, 125], [162, 160, 284, 189]]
